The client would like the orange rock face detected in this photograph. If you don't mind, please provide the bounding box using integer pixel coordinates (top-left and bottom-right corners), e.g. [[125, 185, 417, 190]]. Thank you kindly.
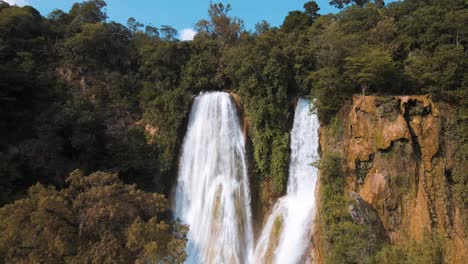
[[315, 95, 466, 263], [359, 170, 386, 205]]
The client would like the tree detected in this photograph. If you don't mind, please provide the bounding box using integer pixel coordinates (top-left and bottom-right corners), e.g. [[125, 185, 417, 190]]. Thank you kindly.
[[160, 25, 177, 40], [405, 44, 466, 101], [0, 4, 43, 41], [309, 67, 348, 124], [62, 21, 131, 69], [189, 2, 245, 90], [48, 9, 68, 21], [281, 11, 312, 32], [254, 20, 270, 35], [224, 30, 295, 196], [369, 17, 397, 44], [62, 22, 109, 65], [0, 1, 8, 11], [195, 2, 243, 46], [337, 4, 381, 34], [444, 9, 468, 48], [375, 0, 385, 8], [304, 1, 320, 21], [68, 0, 107, 29], [127, 17, 143, 34], [344, 47, 398, 96], [0, 170, 187, 263], [145, 24, 159, 37], [313, 21, 348, 68]]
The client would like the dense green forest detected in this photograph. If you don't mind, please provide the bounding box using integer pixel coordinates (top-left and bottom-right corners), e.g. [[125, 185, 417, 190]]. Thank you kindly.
[[0, 0, 466, 262]]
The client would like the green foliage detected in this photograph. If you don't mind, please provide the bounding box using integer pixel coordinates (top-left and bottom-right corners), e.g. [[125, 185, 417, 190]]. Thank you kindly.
[[142, 88, 191, 181], [319, 152, 387, 263], [329, 115, 344, 138], [34, 96, 106, 177], [224, 29, 295, 196], [304, 1, 321, 20], [270, 133, 290, 194], [374, 231, 446, 264], [309, 67, 349, 124], [1, 1, 464, 206], [62, 22, 131, 69], [0, 5, 43, 41], [330, 0, 371, 9], [449, 106, 468, 231], [108, 127, 160, 191], [337, 4, 381, 33], [132, 36, 191, 190], [0, 0, 197, 204], [254, 20, 271, 35], [160, 25, 178, 41], [344, 46, 399, 95], [281, 11, 312, 33], [320, 153, 347, 230], [327, 221, 380, 264], [405, 44, 467, 101], [0, 4, 47, 146], [0, 170, 187, 263], [127, 17, 144, 34], [195, 2, 243, 45], [69, 0, 107, 26], [181, 40, 220, 92]]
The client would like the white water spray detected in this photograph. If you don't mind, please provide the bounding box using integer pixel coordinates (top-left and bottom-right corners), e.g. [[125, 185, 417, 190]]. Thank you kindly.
[[254, 98, 320, 264], [174, 92, 254, 264]]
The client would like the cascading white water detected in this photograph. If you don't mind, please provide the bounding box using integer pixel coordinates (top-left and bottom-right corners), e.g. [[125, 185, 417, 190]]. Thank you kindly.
[[254, 98, 320, 264], [174, 92, 254, 264]]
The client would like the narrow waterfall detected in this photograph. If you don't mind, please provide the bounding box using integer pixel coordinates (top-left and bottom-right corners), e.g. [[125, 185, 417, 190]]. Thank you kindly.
[[174, 92, 254, 264], [254, 99, 320, 264]]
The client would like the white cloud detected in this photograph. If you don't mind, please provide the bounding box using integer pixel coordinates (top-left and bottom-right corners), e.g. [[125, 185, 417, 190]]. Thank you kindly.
[[3, 0, 30, 6], [179, 28, 197, 41]]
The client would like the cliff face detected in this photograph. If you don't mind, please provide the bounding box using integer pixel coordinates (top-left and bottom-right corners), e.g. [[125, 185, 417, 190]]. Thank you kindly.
[[315, 95, 466, 263]]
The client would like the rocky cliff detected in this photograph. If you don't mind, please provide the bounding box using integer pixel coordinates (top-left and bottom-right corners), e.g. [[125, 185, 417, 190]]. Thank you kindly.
[[314, 95, 466, 263]]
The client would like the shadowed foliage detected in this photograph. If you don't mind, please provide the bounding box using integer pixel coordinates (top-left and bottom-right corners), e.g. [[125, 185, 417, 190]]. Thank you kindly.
[[0, 170, 187, 263]]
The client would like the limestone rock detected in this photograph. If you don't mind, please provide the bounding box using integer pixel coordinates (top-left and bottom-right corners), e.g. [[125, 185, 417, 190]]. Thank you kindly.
[[315, 95, 466, 263]]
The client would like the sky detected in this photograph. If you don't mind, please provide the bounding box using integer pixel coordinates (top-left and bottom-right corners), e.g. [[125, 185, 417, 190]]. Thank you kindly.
[[3, 0, 394, 40]]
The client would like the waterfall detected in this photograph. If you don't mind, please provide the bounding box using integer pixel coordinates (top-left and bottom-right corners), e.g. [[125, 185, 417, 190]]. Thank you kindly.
[[174, 92, 254, 264], [254, 98, 320, 264]]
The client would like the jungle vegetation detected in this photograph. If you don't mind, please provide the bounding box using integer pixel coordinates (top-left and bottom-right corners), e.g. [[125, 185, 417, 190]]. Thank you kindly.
[[0, 0, 466, 262]]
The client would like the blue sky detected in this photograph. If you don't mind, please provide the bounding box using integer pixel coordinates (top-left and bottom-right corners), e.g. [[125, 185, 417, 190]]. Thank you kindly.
[[4, 0, 395, 40]]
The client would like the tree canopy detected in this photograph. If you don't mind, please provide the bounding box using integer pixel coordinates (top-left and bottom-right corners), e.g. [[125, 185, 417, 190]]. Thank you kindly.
[[0, 170, 187, 263]]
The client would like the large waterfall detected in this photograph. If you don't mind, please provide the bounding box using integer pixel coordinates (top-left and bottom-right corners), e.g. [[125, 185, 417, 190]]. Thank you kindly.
[[254, 99, 320, 264], [174, 92, 254, 264]]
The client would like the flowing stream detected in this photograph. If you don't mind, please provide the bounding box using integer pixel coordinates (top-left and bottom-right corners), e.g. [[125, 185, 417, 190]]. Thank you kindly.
[[253, 99, 319, 264], [174, 92, 254, 264]]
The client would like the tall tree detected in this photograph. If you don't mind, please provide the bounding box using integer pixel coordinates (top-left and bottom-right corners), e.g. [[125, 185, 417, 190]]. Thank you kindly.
[[144, 24, 159, 37], [304, 1, 321, 20], [160, 25, 177, 40], [195, 2, 243, 46], [344, 47, 398, 96], [254, 20, 270, 35], [127, 17, 143, 34], [68, 0, 107, 28]]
